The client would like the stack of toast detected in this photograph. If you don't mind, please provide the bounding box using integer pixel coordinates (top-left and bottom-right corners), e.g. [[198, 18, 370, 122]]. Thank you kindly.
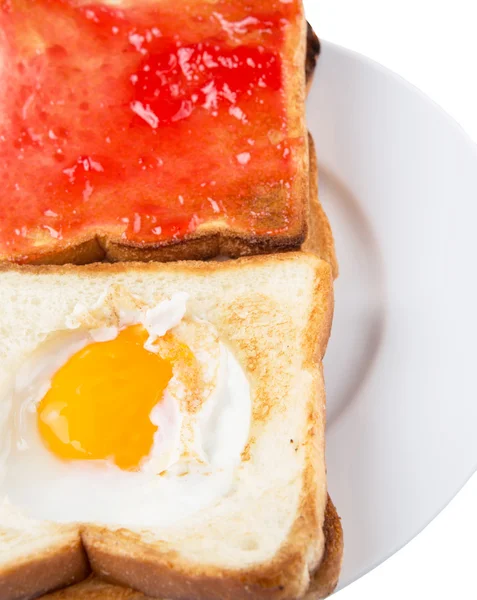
[[0, 2, 343, 599]]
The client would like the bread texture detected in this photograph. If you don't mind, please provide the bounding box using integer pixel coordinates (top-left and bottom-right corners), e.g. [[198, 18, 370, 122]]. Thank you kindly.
[[305, 497, 343, 600], [39, 498, 342, 600], [303, 135, 338, 278], [0, 521, 89, 600], [0, 253, 339, 599], [0, 1, 309, 264]]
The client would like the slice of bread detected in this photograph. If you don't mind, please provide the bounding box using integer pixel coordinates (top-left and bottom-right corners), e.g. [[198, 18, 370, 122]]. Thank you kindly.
[[39, 498, 342, 600], [0, 519, 89, 600], [0, 1, 310, 264], [0, 253, 340, 599], [40, 576, 148, 600]]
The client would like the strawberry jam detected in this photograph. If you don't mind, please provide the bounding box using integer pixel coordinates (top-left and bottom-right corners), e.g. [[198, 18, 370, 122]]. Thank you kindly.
[[0, 0, 304, 259]]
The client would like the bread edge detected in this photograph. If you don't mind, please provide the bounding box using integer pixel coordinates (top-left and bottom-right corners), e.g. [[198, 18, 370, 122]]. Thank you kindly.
[[38, 496, 342, 600], [0, 534, 90, 600], [303, 135, 338, 278]]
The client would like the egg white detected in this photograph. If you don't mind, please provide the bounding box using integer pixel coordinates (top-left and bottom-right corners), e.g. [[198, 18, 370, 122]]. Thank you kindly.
[[0, 289, 251, 528]]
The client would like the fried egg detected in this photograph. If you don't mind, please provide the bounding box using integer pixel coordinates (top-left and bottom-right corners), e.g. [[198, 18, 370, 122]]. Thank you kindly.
[[1, 288, 251, 527]]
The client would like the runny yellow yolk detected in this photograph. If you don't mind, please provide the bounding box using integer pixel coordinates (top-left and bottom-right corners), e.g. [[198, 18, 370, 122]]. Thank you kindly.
[[37, 325, 174, 471]]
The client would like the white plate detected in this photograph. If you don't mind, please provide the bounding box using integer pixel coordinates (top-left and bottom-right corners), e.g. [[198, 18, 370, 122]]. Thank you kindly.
[[308, 41, 477, 590]]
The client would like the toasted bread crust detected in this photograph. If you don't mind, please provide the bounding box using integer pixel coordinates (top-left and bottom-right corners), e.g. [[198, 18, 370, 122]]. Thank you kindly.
[[40, 498, 342, 600], [102, 227, 308, 263], [28, 238, 105, 266], [0, 250, 319, 276], [83, 539, 304, 600], [0, 538, 90, 600], [1, 22, 322, 266], [25, 230, 307, 265], [303, 135, 338, 278], [305, 497, 343, 600], [40, 576, 146, 599]]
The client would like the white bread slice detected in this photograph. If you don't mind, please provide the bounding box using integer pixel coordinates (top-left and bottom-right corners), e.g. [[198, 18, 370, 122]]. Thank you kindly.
[[38, 493, 343, 599], [0, 253, 335, 600], [0, 518, 88, 600]]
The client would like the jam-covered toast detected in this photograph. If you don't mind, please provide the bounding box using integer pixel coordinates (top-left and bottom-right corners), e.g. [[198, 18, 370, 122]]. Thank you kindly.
[[0, 1, 319, 264]]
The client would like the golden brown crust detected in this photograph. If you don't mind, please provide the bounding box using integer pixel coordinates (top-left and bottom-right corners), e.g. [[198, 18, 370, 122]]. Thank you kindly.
[[1, 21, 323, 267], [0, 249, 320, 275], [84, 536, 304, 600], [39, 576, 147, 600], [40, 497, 342, 600], [0, 539, 90, 600], [302, 135, 339, 279], [305, 497, 344, 600], [28, 238, 105, 266], [306, 251, 335, 362], [102, 228, 308, 263]]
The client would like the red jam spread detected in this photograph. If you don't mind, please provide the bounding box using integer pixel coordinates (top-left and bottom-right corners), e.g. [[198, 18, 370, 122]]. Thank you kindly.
[[0, 0, 303, 258]]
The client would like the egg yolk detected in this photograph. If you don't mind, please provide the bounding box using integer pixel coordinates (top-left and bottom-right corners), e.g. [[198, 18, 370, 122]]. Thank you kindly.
[[37, 325, 173, 470]]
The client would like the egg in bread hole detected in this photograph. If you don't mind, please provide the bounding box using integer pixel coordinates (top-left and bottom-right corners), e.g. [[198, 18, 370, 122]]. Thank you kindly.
[[0, 287, 251, 527]]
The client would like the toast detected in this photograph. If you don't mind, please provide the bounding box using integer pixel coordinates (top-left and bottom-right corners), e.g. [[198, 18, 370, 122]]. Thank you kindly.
[[0, 519, 89, 600], [0, 0, 310, 264], [19, 129, 338, 276], [0, 253, 341, 599], [39, 497, 342, 600]]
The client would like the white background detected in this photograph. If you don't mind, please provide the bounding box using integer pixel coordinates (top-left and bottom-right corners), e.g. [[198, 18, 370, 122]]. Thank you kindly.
[[304, 0, 477, 598]]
